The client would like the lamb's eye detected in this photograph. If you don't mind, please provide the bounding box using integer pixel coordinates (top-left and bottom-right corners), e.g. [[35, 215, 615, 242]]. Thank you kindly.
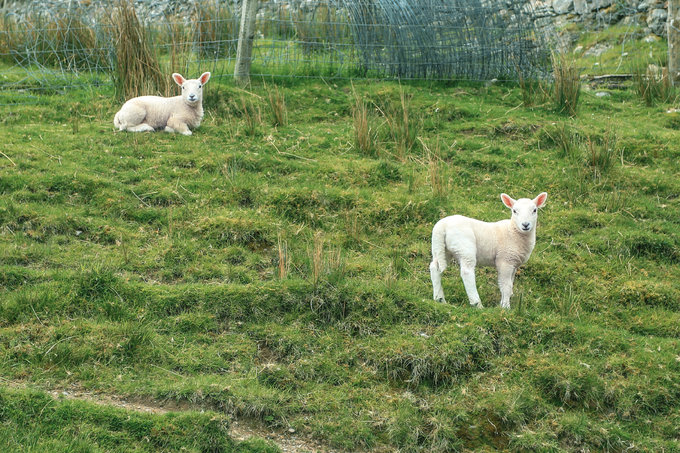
[[181, 86, 184, 90], [198, 84, 202, 88], [533, 208, 537, 213], [512, 210, 517, 214]]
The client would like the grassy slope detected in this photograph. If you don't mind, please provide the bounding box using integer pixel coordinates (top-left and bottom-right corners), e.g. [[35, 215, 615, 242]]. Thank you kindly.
[[0, 76, 679, 452]]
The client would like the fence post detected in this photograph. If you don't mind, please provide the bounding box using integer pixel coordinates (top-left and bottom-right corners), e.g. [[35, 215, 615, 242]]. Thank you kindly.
[[234, 0, 258, 86], [669, 0, 680, 83]]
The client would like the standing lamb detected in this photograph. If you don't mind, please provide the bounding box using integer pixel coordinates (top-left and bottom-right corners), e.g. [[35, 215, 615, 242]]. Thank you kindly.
[[429, 192, 548, 309], [113, 72, 211, 136]]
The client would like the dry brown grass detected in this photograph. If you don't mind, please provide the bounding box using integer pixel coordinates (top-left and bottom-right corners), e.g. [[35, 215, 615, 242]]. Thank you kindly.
[[351, 87, 378, 156], [0, 12, 107, 70], [112, 0, 168, 99], [277, 234, 289, 279], [266, 83, 288, 127], [552, 52, 580, 116], [194, 0, 238, 59]]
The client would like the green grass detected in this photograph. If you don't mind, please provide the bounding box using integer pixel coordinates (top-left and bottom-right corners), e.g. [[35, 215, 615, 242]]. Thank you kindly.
[[1, 74, 680, 452], [569, 24, 668, 77], [0, 386, 279, 452]]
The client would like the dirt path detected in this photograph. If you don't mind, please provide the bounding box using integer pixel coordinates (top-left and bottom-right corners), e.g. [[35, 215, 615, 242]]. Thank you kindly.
[[3, 381, 340, 453]]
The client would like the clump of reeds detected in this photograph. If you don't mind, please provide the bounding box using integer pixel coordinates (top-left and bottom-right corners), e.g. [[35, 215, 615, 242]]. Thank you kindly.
[[384, 88, 419, 159], [266, 83, 288, 127], [631, 59, 674, 106], [164, 15, 192, 77], [239, 95, 262, 136], [351, 88, 378, 156], [310, 232, 344, 286], [585, 129, 618, 180], [194, 0, 238, 59], [293, 4, 338, 55], [277, 234, 289, 279], [0, 10, 109, 71], [420, 138, 448, 199], [552, 52, 580, 116], [517, 67, 549, 107], [112, 0, 168, 99]]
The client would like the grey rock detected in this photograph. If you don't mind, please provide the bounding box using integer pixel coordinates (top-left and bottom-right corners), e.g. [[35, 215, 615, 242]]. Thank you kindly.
[[647, 8, 668, 36], [552, 0, 573, 14], [573, 0, 588, 14]]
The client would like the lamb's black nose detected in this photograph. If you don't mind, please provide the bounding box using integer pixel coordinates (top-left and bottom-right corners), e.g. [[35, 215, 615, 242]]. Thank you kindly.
[[522, 222, 530, 229]]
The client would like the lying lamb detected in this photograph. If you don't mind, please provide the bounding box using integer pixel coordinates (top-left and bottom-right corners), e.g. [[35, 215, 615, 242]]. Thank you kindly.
[[429, 192, 548, 309], [114, 72, 211, 136]]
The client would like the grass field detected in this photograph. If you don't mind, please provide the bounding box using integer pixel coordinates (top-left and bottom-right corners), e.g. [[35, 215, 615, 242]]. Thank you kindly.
[[1, 73, 679, 452]]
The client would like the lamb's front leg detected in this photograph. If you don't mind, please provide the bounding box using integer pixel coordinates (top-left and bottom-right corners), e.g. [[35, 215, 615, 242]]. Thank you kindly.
[[460, 260, 483, 308], [166, 116, 192, 136], [497, 262, 516, 309]]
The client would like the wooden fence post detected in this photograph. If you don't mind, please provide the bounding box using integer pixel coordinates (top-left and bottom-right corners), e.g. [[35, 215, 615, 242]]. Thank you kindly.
[[669, 0, 680, 83], [234, 0, 258, 86]]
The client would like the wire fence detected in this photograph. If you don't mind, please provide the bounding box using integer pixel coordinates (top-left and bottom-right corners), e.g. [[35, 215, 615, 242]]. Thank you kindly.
[[0, 0, 671, 102]]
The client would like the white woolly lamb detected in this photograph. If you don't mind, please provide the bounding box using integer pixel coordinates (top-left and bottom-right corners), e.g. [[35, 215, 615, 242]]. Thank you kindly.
[[113, 72, 211, 136], [429, 192, 548, 309]]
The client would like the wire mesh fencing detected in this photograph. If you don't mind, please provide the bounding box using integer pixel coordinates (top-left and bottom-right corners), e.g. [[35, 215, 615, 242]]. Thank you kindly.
[[2, 0, 661, 103]]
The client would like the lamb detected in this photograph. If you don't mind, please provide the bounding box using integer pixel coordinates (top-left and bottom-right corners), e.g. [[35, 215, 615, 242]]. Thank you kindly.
[[429, 192, 548, 309], [113, 72, 211, 136]]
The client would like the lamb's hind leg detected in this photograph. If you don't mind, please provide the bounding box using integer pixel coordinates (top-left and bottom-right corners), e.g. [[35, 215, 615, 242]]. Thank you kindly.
[[116, 104, 151, 132], [430, 260, 446, 303], [460, 259, 483, 308], [126, 123, 154, 132]]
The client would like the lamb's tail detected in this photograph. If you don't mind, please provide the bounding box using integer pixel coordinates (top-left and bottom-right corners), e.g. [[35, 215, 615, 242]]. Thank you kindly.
[[431, 222, 448, 272]]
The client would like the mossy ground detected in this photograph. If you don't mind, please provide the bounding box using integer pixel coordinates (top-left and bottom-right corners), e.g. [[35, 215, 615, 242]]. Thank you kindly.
[[1, 72, 679, 452]]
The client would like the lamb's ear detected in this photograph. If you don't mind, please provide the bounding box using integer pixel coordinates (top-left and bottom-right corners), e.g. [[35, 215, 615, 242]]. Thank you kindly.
[[172, 73, 186, 86], [533, 192, 548, 208], [199, 72, 211, 85], [500, 193, 515, 209]]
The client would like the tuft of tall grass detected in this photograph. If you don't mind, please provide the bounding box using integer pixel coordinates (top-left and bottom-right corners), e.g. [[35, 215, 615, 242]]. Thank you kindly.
[[0, 10, 109, 71], [309, 232, 344, 286], [292, 4, 346, 56], [517, 67, 549, 107], [420, 138, 448, 199], [584, 130, 618, 180], [351, 88, 378, 156], [631, 59, 674, 106], [385, 88, 419, 159], [266, 83, 288, 127], [238, 95, 263, 136], [552, 53, 580, 116], [277, 234, 289, 279], [164, 16, 192, 76], [193, 0, 238, 59], [112, 0, 168, 99]]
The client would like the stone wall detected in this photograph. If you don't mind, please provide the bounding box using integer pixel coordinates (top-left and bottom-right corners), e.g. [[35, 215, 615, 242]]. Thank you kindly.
[[532, 0, 668, 37]]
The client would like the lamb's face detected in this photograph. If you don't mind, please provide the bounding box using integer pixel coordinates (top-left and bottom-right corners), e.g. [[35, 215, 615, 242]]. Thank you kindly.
[[172, 72, 211, 105], [501, 192, 548, 234]]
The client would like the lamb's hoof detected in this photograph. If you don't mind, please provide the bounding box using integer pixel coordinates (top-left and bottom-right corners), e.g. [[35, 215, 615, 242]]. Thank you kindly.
[[471, 302, 484, 309], [434, 297, 446, 304], [181, 130, 192, 136]]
